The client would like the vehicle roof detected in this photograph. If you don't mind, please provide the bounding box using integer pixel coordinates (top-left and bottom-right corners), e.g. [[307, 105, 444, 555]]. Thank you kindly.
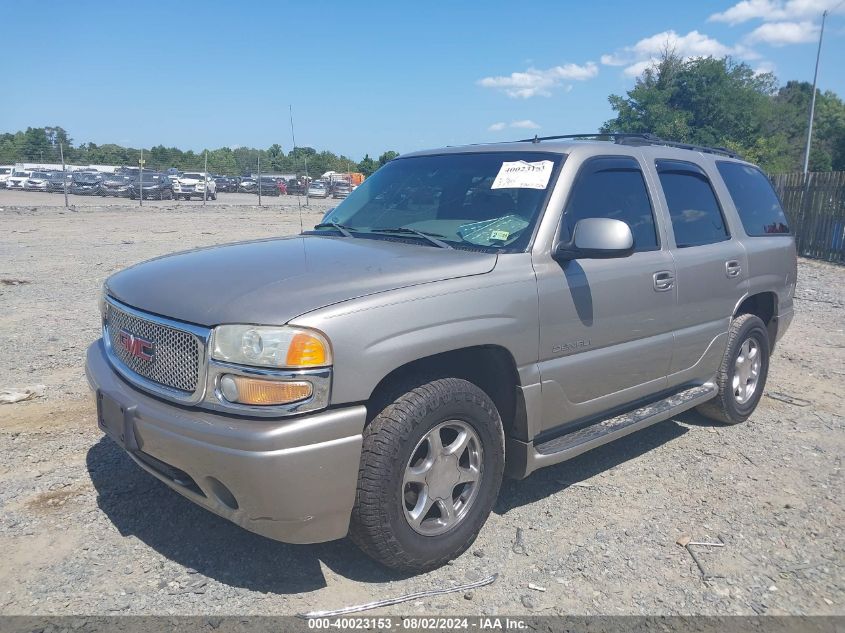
[[401, 139, 754, 167]]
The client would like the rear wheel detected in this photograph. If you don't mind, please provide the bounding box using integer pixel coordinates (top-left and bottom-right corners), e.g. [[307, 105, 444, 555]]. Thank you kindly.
[[697, 313, 770, 425], [350, 378, 504, 572]]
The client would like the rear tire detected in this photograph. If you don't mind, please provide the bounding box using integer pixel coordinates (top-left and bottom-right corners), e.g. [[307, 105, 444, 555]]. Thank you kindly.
[[350, 378, 504, 572], [697, 313, 770, 425]]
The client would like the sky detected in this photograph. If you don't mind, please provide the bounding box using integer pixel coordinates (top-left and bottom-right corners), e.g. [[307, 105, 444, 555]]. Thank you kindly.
[[3, 0, 844, 160]]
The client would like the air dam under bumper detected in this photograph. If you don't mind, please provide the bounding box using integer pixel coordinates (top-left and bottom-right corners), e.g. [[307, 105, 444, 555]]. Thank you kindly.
[[85, 340, 366, 544]]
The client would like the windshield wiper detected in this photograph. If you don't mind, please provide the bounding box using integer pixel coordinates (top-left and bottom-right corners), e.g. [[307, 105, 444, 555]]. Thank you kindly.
[[313, 221, 358, 238], [370, 227, 453, 249]]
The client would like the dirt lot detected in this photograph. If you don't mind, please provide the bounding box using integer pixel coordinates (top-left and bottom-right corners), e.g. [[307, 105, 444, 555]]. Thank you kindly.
[[0, 201, 842, 617]]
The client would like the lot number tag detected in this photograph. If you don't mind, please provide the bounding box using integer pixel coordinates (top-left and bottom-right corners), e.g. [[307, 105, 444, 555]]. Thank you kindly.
[[491, 160, 554, 190]]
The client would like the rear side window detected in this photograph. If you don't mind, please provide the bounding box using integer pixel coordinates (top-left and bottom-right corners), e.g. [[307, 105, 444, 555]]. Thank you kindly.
[[656, 160, 729, 248], [562, 156, 658, 251], [716, 162, 790, 236]]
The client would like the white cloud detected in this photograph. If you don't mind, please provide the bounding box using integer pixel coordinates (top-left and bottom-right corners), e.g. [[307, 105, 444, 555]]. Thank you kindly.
[[510, 120, 541, 129], [477, 62, 598, 98], [746, 20, 820, 45], [601, 30, 757, 77], [709, 0, 844, 24], [488, 120, 541, 132], [753, 60, 778, 74]]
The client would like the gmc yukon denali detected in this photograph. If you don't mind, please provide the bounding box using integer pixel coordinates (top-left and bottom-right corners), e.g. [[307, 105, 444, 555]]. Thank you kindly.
[[86, 134, 796, 571]]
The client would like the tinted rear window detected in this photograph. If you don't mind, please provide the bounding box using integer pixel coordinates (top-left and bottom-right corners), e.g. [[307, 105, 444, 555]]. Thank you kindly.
[[717, 162, 790, 236]]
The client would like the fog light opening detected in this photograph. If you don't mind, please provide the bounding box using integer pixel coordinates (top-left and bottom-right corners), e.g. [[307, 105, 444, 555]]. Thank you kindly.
[[205, 476, 238, 510]]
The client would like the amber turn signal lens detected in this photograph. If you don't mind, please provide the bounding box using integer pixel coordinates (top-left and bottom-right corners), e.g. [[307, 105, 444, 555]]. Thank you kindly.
[[219, 375, 312, 406], [285, 332, 329, 367]]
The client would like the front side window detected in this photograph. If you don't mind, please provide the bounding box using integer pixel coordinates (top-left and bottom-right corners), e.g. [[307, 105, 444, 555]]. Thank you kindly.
[[561, 156, 658, 251], [716, 161, 790, 236], [657, 160, 729, 248], [319, 151, 564, 251]]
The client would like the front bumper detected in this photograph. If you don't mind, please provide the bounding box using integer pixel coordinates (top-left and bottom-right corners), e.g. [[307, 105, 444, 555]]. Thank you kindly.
[[85, 340, 366, 544]]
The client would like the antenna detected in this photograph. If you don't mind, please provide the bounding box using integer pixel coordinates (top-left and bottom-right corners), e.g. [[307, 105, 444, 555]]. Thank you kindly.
[[289, 105, 306, 227]]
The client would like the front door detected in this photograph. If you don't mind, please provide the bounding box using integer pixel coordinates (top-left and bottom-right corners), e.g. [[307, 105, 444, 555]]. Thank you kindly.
[[534, 155, 675, 434]]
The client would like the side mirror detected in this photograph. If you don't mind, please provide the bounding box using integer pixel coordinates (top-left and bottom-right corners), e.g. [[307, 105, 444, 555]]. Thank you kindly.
[[553, 218, 634, 261]]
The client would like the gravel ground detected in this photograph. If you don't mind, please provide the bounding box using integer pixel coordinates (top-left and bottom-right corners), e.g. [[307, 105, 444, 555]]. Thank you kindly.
[[0, 202, 842, 617]]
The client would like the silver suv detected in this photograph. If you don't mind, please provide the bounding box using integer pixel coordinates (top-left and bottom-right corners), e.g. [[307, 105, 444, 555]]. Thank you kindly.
[[86, 134, 796, 572]]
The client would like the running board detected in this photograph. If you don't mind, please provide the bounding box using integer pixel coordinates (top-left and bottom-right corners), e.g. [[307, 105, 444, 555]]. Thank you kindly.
[[521, 383, 717, 476]]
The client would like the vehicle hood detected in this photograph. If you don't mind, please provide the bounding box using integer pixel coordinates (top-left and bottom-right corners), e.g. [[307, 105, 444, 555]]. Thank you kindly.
[[105, 235, 497, 327], [178, 178, 202, 184]]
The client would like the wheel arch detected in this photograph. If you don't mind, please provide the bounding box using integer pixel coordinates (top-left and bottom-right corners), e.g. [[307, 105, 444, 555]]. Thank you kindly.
[[365, 345, 526, 441], [733, 291, 778, 350]]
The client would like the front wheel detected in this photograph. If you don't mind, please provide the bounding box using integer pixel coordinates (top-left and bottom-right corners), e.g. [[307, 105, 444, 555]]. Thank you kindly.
[[697, 313, 770, 425], [350, 377, 504, 572]]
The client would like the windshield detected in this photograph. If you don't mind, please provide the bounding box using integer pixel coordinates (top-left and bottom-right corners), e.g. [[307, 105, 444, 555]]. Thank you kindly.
[[73, 173, 100, 183], [316, 152, 563, 251], [139, 174, 161, 182], [182, 173, 203, 180]]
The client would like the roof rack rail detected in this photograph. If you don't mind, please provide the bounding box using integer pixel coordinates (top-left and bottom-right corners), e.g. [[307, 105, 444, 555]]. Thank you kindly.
[[516, 132, 742, 160]]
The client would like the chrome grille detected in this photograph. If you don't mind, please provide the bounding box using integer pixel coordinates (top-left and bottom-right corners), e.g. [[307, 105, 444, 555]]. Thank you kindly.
[[105, 303, 200, 393]]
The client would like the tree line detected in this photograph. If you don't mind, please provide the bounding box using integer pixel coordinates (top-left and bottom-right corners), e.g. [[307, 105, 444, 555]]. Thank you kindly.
[[602, 53, 845, 173], [2, 53, 843, 175], [0, 129, 400, 178]]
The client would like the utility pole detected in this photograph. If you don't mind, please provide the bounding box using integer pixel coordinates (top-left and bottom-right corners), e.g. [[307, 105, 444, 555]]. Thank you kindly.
[[60, 142, 68, 209], [257, 153, 262, 207], [139, 148, 145, 207], [203, 150, 208, 206], [803, 9, 829, 175]]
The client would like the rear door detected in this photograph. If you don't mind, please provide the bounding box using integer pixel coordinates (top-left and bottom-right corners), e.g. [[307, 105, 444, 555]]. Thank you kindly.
[[650, 158, 747, 385]]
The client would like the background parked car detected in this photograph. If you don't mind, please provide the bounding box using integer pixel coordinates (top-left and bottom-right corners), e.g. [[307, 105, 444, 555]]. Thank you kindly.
[[307, 181, 329, 198], [70, 172, 104, 195], [46, 171, 72, 193], [331, 180, 352, 199], [130, 172, 174, 200], [0, 166, 12, 188], [100, 174, 134, 197], [257, 176, 281, 196], [173, 172, 216, 200], [276, 179, 287, 195], [286, 179, 306, 195], [6, 170, 32, 190], [213, 175, 237, 193], [238, 177, 257, 193], [23, 171, 53, 191]]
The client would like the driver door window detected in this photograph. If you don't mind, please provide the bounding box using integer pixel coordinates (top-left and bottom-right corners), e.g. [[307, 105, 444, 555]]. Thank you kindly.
[[562, 157, 658, 252]]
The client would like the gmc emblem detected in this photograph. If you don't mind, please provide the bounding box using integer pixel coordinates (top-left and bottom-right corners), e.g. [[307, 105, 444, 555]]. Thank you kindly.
[[118, 329, 155, 362]]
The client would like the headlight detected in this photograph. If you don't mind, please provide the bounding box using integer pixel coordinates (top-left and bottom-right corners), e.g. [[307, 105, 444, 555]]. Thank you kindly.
[[211, 325, 331, 368]]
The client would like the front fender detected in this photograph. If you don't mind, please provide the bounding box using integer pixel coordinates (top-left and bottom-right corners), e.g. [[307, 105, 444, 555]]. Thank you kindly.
[[290, 254, 540, 406]]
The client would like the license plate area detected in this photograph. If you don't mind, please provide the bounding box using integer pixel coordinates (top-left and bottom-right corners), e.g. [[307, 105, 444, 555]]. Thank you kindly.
[[97, 391, 137, 450]]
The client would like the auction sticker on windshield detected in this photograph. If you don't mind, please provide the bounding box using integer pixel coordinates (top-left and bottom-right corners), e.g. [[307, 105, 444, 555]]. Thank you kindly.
[[491, 160, 554, 190]]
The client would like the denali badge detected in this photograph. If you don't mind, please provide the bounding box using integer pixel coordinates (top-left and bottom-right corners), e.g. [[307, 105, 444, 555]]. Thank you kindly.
[[118, 329, 155, 362]]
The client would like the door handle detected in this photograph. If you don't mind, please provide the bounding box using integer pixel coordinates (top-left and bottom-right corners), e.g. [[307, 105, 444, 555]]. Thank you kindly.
[[725, 260, 742, 278], [653, 271, 674, 292]]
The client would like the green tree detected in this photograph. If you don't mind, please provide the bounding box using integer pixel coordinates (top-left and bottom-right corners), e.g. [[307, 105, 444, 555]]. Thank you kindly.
[[602, 53, 795, 171], [357, 153, 378, 176], [378, 150, 399, 166]]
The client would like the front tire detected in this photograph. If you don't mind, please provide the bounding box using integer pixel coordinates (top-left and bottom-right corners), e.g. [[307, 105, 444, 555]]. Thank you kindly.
[[697, 313, 770, 425], [350, 378, 504, 572]]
